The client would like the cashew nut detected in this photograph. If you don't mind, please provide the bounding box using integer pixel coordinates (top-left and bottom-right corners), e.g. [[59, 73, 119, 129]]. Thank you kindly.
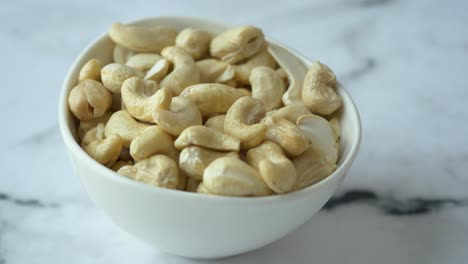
[[78, 111, 113, 140], [113, 45, 135, 64], [210, 26, 265, 64], [111, 160, 133, 172], [68, 79, 112, 121], [180, 83, 245, 117], [246, 141, 296, 194], [159, 46, 200, 95], [292, 146, 336, 190], [302, 61, 341, 115], [263, 116, 309, 157], [203, 157, 271, 197], [204, 114, 225, 132], [152, 96, 202, 136], [179, 146, 239, 180], [224, 97, 267, 149], [174, 126, 240, 152], [117, 154, 179, 189], [81, 123, 123, 167], [144, 58, 170, 82], [79, 59, 101, 82], [130, 126, 178, 161], [126, 53, 163, 71], [121, 77, 171, 122], [175, 28, 213, 60], [101, 63, 144, 93], [266, 102, 311, 123], [250, 66, 285, 111], [109, 23, 178, 53], [186, 178, 201, 192], [234, 47, 277, 84], [196, 59, 235, 83], [105, 110, 149, 147]]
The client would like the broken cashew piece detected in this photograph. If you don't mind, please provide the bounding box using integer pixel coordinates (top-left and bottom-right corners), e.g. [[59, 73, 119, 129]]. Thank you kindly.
[[250, 66, 285, 111], [246, 141, 297, 194], [130, 126, 178, 161], [204, 114, 225, 132], [263, 116, 309, 157], [121, 77, 171, 122], [109, 23, 178, 53], [68, 79, 112, 121], [101, 63, 144, 93], [179, 146, 239, 180], [203, 157, 271, 197], [105, 110, 149, 147], [174, 125, 240, 152], [160, 46, 200, 95], [175, 28, 213, 60], [126, 53, 164, 71], [266, 102, 311, 124], [152, 96, 203, 136], [302, 61, 341, 115], [224, 97, 268, 149], [79, 59, 102, 82], [81, 123, 123, 167], [144, 58, 170, 82], [210, 26, 265, 64], [234, 47, 277, 84], [118, 154, 179, 189]]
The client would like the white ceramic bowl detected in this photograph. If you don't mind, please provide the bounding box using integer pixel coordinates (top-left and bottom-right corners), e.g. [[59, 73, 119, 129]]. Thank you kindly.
[[58, 16, 361, 259]]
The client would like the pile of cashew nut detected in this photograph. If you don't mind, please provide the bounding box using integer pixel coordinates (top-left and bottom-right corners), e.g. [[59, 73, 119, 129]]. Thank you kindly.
[[68, 22, 343, 196]]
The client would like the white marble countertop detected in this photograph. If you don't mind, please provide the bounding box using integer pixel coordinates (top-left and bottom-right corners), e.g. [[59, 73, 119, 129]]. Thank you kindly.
[[1, 0, 468, 263]]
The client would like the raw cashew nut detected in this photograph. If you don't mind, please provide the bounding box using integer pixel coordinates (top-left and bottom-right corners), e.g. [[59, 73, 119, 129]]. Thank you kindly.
[[203, 157, 271, 197], [113, 45, 135, 64], [152, 96, 202, 136], [78, 111, 113, 140], [118, 154, 179, 189], [210, 26, 265, 64], [109, 23, 178, 53], [263, 116, 309, 157], [246, 141, 296, 193], [121, 77, 171, 122], [196, 59, 235, 83], [68, 79, 112, 121], [174, 126, 240, 152], [111, 160, 133, 172], [186, 178, 201, 192], [250, 66, 285, 111], [126, 53, 163, 71], [204, 114, 225, 132], [292, 146, 336, 190], [175, 28, 213, 59], [101, 63, 144, 93], [160, 46, 200, 95], [179, 146, 239, 180], [79, 59, 102, 82], [224, 97, 267, 149], [81, 123, 123, 167], [130, 126, 178, 161], [234, 47, 277, 84], [180, 83, 245, 117], [266, 102, 311, 123], [105, 110, 149, 147], [144, 58, 170, 82], [302, 61, 341, 115]]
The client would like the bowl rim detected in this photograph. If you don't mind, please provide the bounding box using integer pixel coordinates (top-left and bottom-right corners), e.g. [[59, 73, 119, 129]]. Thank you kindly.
[[58, 16, 362, 204]]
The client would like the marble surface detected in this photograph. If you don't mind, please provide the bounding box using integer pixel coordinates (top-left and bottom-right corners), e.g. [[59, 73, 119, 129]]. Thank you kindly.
[[1, 0, 468, 263]]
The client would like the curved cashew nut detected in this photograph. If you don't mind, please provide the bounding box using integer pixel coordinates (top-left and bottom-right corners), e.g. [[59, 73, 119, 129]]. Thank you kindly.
[[152, 96, 202, 136], [117, 154, 179, 189], [144, 58, 171, 82], [186, 178, 201, 192], [174, 126, 240, 152], [79, 59, 102, 82], [175, 28, 213, 59], [292, 146, 336, 190], [196, 59, 235, 83], [130, 126, 178, 161], [224, 97, 268, 149], [234, 47, 277, 84], [204, 114, 225, 132], [68, 79, 112, 121], [121, 77, 171, 122], [78, 111, 113, 140], [113, 45, 135, 64], [81, 123, 123, 167], [210, 26, 265, 64], [109, 23, 178, 53], [266, 102, 311, 124], [246, 141, 296, 194], [263, 116, 309, 157], [126, 53, 164, 71], [250, 66, 285, 111], [159, 46, 200, 95], [179, 146, 239, 180], [111, 160, 133, 172], [180, 83, 245, 117], [105, 110, 150, 147], [101, 63, 144, 93], [203, 157, 271, 197], [302, 61, 341, 115]]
